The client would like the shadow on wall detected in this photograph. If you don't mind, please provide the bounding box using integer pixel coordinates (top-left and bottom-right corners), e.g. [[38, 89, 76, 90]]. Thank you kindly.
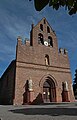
[[9, 107, 77, 116], [23, 80, 43, 104], [23, 80, 28, 104], [31, 93, 43, 105], [23, 93, 43, 105]]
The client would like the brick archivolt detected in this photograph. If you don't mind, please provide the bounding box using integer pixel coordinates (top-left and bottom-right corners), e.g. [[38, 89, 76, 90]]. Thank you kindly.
[[39, 74, 58, 88]]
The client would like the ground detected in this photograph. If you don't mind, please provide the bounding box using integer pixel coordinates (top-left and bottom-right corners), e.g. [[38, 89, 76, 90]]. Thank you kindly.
[[0, 103, 77, 120]]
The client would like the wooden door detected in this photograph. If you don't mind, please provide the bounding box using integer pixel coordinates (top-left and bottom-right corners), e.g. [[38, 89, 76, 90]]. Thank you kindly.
[[43, 87, 51, 102]]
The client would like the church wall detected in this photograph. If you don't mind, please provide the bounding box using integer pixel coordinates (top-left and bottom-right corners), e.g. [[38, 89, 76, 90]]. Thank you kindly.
[[16, 40, 70, 69], [13, 16, 75, 104], [0, 18, 75, 105], [0, 60, 16, 104], [14, 59, 74, 105]]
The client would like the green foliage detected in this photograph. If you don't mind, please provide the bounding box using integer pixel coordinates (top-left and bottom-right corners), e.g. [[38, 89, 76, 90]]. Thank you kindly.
[[29, 0, 77, 15], [74, 69, 77, 85], [34, 0, 49, 11], [73, 69, 77, 96]]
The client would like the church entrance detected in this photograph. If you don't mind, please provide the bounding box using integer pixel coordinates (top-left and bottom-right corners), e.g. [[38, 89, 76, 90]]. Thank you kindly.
[[43, 81, 51, 102], [43, 78, 56, 102]]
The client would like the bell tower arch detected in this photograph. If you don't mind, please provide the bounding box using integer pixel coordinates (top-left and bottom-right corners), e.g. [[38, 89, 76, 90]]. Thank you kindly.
[[30, 18, 58, 51]]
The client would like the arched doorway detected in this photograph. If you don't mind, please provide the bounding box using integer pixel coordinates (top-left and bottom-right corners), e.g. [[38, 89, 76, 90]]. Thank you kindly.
[[43, 78, 56, 102]]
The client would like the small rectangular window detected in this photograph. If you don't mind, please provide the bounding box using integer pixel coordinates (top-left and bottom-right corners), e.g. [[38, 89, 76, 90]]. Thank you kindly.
[[44, 19, 46, 24], [40, 24, 43, 31], [47, 26, 50, 33]]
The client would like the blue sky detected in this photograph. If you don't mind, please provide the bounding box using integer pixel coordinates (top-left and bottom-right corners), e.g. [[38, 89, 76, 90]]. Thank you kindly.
[[0, 0, 77, 81]]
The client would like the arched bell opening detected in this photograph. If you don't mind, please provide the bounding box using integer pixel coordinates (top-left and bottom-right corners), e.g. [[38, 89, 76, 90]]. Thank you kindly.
[[38, 33, 44, 45]]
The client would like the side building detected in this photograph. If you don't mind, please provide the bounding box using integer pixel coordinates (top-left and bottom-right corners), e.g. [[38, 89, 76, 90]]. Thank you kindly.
[[0, 60, 16, 104], [0, 18, 75, 105]]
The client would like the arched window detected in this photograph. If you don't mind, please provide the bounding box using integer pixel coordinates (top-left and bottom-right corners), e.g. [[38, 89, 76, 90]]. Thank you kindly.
[[40, 24, 43, 31], [44, 19, 46, 24], [38, 33, 44, 45], [47, 26, 50, 33], [48, 36, 53, 47], [45, 55, 50, 65]]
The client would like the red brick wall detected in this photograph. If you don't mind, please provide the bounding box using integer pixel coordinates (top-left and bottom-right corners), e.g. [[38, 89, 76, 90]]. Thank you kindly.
[[0, 18, 75, 105], [14, 18, 75, 105], [0, 60, 16, 105]]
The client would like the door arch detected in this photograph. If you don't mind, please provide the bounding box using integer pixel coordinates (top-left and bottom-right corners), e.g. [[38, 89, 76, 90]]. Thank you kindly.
[[43, 78, 56, 102]]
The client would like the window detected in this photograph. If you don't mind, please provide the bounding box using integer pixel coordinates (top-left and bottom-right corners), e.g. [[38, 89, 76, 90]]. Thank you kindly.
[[47, 26, 50, 33], [40, 24, 43, 31], [45, 55, 50, 65], [38, 33, 44, 45], [44, 19, 46, 24], [48, 36, 53, 47]]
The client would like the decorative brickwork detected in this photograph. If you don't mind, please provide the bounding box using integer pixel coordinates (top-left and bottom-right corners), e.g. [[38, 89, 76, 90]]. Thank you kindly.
[[0, 18, 75, 105]]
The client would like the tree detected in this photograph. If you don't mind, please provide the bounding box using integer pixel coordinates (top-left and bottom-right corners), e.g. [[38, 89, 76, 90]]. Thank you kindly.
[[29, 0, 77, 15], [73, 69, 77, 97]]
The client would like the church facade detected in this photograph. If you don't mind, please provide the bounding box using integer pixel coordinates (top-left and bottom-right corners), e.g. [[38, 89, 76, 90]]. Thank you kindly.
[[0, 18, 75, 105]]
